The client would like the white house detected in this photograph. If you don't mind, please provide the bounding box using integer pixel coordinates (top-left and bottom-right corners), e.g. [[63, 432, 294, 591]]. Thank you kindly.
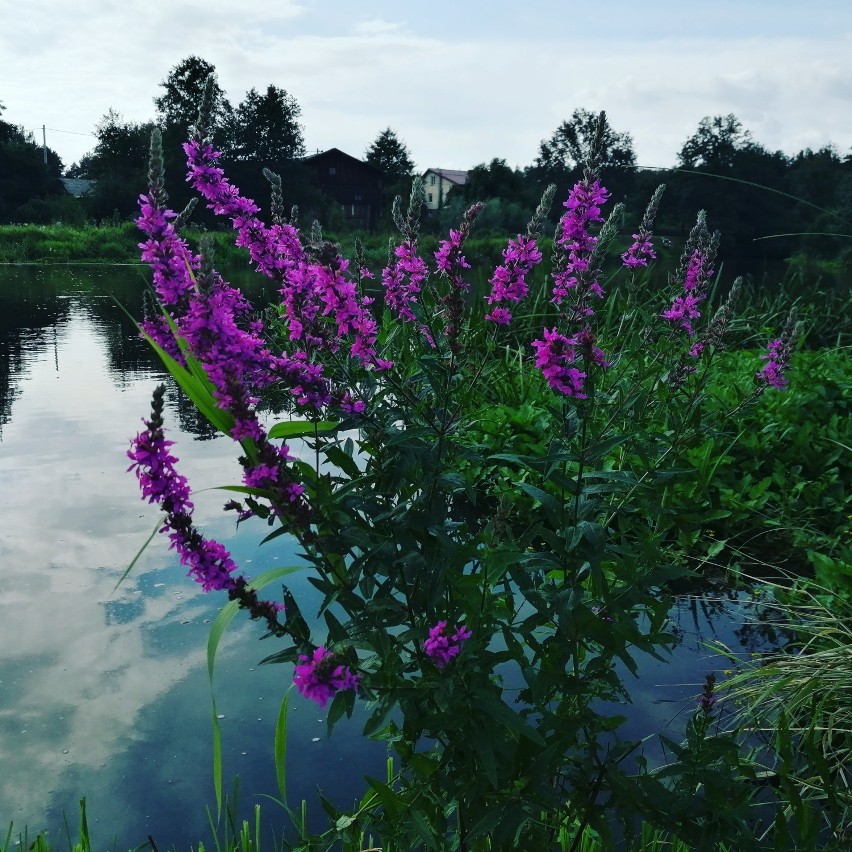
[[421, 168, 468, 210]]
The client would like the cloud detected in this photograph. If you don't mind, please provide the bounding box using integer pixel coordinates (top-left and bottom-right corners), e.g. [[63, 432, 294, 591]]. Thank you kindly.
[[353, 18, 406, 37]]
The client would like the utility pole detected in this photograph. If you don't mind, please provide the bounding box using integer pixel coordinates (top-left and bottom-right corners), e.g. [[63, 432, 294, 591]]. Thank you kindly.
[[42, 125, 48, 166]]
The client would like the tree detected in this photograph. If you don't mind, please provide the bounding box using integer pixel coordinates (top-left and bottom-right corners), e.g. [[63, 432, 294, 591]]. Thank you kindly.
[[363, 128, 415, 226], [786, 145, 852, 257], [153, 57, 234, 218], [365, 128, 415, 182], [0, 100, 16, 145], [670, 115, 792, 265], [154, 56, 232, 139], [83, 109, 157, 219], [0, 102, 65, 222], [455, 158, 531, 204], [533, 109, 636, 199], [677, 114, 756, 170], [232, 85, 305, 164]]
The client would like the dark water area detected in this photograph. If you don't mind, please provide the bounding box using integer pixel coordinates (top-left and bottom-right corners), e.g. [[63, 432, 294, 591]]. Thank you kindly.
[[0, 265, 779, 848]]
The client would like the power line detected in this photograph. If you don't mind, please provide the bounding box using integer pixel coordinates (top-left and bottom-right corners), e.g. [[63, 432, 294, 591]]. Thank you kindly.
[[21, 126, 97, 138]]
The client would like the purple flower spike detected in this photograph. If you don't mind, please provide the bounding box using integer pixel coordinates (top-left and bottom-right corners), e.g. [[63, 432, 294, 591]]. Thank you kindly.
[[484, 234, 544, 325], [622, 184, 665, 270], [423, 621, 472, 669], [621, 232, 656, 269], [531, 328, 587, 398], [549, 178, 611, 322], [756, 312, 796, 391], [382, 240, 428, 324], [294, 646, 360, 708], [128, 385, 285, 627], [661, 213, 719, 337]]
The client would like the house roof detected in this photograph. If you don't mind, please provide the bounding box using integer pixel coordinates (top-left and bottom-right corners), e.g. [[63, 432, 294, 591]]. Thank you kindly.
[[423, 168, 468, 185], [303, 147, 385, 175], [60, 178, 96, 197]]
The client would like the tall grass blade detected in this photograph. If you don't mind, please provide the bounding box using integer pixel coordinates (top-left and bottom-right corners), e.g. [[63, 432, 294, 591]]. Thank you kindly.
[[114, 515, 164, 594], [274, 690, 290, 806]]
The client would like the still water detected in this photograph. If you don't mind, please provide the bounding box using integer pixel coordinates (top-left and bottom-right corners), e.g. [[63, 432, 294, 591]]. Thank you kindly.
[[0, 264, 773, 848]]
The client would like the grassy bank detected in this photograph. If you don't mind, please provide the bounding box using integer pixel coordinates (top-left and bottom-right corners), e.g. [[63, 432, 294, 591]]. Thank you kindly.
[[0, 223, 520, 268]]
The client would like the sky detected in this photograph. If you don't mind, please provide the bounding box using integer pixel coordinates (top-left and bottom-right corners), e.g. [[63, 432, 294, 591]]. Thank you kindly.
[[2, 0, 852, 175]]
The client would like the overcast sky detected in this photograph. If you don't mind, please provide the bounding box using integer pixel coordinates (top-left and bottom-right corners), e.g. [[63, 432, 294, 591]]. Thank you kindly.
[[3, 0, 851, 174]]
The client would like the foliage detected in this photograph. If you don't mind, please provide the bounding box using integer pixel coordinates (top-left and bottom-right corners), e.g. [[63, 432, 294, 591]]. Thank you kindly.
[[0, 102, 65, 223], [717, 576, 852, 845], [119, 98, 837, 849], [232, 85, 306, 164], [685, 348, 851, 585], [81, 109, 157, 220], [677, 115, 757, 171], [666, 114, 796, 261], [533, 108, 636, 202], [155, 55, 233, 140], [365, 127, 415, 182]]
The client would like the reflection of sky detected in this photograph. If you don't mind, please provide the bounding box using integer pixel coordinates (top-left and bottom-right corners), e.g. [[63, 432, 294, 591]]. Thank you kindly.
[[0, 288, 385, 846]]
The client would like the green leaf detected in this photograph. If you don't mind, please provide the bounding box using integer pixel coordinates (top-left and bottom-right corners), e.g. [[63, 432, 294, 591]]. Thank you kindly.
[[274, 690, 290, 806], [147, 332, 235, 439], [268, 419, 339, 440], [205, 565, 302, 814], [471, 692, 546, 746]]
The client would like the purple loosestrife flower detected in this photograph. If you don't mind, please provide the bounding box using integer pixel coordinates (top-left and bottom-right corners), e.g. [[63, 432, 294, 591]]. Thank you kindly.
[[689, 277, 743, 359], [423, 621, 472, 669], [382, 239, 428, 324], [661, 212, 719, 337], [293, 646, 360, 708], [484, 235, 544, 325], [532, 328, 587, 398], [621, 233, 656, 269], [185, 139, 306, 278], [483, 187, 554, 326], [661, 290, 704, 337], [127, 385, 285, 628], [621, 184, 665, 270], [756, 310, 797, 391], [435, 227, 472, 283], [697, 672, 717, 715], [184, 137, 384, 370], [137, 194, 200, 308], [436, 203, 484, 349], [550, 178, 610, 312], [757, 339, 790, 389]]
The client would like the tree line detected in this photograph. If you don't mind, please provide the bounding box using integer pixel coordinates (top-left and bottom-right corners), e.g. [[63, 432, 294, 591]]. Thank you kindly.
[[2, 55, 851, 275]]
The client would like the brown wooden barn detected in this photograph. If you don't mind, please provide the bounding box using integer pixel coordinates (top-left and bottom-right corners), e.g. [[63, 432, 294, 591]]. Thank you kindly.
[[303, 148, 385, 230]]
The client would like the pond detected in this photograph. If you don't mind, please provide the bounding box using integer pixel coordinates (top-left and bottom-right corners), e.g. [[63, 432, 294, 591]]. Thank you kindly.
[[0, 263, 776, 848]]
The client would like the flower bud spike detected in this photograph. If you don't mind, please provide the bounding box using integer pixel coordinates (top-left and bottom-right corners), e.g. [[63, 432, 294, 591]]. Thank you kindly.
[[263, 168, 285, 226], [192, 73, 217, 144], [147, 128, 167, 209], [174, 197, 197, 232]]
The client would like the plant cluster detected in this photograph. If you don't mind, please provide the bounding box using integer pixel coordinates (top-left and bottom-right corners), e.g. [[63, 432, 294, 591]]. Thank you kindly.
[[125, 90, 839, 849]]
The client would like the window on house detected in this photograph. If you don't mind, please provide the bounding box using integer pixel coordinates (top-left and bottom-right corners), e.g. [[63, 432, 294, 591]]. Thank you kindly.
[[427, 192, 433, 203], [329, 166, 336, 176], [430, 175, 436, 185]]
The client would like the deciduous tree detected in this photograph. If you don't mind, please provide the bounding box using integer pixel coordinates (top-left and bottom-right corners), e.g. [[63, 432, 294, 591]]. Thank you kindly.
[[534, 108, 636, 199], [154, 56, 232, 140]]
